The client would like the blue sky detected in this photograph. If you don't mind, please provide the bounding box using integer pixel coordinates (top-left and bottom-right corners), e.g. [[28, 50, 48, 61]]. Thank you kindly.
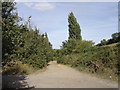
[[16, 2, 118, 49]]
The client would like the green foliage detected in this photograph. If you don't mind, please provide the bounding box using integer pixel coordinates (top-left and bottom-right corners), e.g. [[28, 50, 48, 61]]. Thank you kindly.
[[97, 32, 120, 46], [61, 39, 94, 54], [2, 61, 39, 75], [61, 12, 84, 54], [73, 40, 94, 53], [99, 39, 108, 46], [2, 1, 21, 59], [111, 32, 120, 42], [68, 12, 82, 40], [2, 1, 53, 69], [2, 1, 119, 81], [58, 12, 119, 80], [16, 29, 52, 68], [61, 39, 77, 54], [57, 44, 119, 80]]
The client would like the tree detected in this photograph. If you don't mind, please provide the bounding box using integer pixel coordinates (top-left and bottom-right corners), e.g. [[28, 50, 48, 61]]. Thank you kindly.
[[44, 32, 52, 49], [2, 1, 53, 68], [73, 40, 94, 53], [97, 32, 120, 46], [100, 39, 108, 45], [2, 1, 21, 60], [111, 32, 120, 42], [61, 12, 82, 54], [68, 12, 82, 40]]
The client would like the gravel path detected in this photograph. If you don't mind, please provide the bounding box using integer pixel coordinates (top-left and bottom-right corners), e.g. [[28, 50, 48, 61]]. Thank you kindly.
[[25, 61, 118, 88]]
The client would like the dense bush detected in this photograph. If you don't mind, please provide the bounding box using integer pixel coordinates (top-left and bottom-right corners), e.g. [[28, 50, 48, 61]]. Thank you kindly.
[[61, 40, 94, 55], [56, 12, 119, 80], [2, 60, 40, 75], [57, 43, 119, 80], [97, 32, 120, 46], [2, 1, 53, 69]]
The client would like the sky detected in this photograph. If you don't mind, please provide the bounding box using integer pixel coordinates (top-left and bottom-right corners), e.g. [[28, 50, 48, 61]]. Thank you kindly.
[[16, 2, 118, 49]]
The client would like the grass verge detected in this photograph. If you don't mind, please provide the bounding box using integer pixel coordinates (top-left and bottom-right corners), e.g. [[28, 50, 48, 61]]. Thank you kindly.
[[2, 60, 45, 75]]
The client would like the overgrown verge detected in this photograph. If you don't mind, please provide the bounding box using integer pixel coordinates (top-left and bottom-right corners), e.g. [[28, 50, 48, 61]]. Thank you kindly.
[[54, 12, 119, 81], [2, 1, 53, 73], [2, 60, 41, 75], [57, 43, 119, 81]]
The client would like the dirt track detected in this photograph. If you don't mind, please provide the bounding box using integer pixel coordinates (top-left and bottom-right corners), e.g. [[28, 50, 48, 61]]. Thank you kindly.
[[25, 61, 118, 88]]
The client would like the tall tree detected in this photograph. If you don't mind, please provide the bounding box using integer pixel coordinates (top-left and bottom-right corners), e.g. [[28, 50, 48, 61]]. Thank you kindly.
[[2, 1, 53, 68], [68, 12, 82, 40], [2, 1, 20, 59], [44, 32, 52, 49]]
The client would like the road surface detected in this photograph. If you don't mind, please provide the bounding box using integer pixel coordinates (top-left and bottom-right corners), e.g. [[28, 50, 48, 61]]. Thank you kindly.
[[25, 61, 118, 88]]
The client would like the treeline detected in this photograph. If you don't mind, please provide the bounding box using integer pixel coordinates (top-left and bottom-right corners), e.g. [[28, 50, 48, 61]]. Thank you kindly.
[[54, 12, 119, 80], [97, 32, 120, 46], [2, 1, 53, 69]]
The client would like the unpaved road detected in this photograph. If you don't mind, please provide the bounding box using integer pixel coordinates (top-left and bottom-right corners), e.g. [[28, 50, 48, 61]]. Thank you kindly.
[[25, 61, 118, 88]]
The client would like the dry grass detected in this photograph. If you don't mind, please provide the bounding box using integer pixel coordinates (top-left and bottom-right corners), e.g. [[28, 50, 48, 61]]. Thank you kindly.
[[102, 43, 118, 47], [2, 61, 40, 75]]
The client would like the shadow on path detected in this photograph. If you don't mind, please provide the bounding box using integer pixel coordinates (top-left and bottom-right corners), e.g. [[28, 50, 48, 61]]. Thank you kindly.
[[2, 74, 34, 89]]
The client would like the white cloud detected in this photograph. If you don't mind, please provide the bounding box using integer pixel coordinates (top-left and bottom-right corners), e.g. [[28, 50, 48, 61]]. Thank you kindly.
[[24, 3, 55, 11], [33, 3, 55, 11], [24, 3, 33, 7]]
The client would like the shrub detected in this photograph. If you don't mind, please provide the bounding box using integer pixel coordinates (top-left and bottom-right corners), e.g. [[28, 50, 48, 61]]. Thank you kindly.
[[2, 61, 37, 75], [57, 43, 119, 80]]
